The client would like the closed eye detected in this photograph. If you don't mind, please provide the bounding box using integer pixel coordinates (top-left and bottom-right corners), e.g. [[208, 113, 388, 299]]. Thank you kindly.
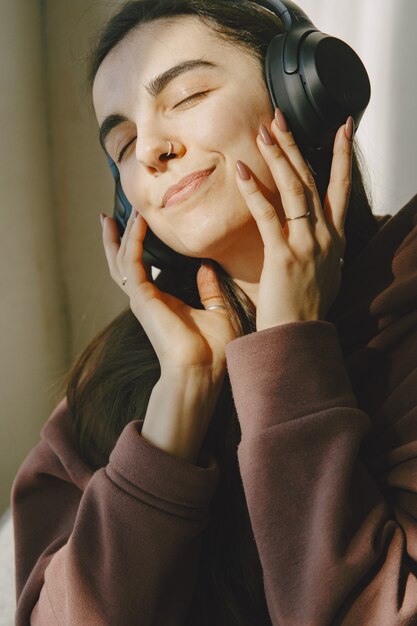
[[173, 90, 209, 108], [117, 137, 136, 163], [116, 91, 209, 163]]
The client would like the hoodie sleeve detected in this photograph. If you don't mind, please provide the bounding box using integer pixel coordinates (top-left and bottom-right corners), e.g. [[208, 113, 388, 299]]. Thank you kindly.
[[12, 400, 220, 626], [225, 319, 417, 626]]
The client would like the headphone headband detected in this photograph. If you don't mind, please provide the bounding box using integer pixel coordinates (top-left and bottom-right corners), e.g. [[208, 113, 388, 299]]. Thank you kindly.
[[251, 0, 314, 30], [253, 0, 317, 75]]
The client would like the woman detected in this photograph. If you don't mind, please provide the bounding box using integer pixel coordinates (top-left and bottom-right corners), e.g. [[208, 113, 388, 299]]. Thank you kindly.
[[12, 1, 417, 625]]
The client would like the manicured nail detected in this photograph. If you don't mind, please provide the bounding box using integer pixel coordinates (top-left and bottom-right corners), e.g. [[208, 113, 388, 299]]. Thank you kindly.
[[275, 107, 289, 133], [236, 160, 251, 180], [345, 116, 355, 141], [259, 124, 274, 145], [100, 212, 106, 227]]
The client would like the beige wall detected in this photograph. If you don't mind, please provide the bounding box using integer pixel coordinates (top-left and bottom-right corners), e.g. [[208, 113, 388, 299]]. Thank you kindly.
[[0, 1, 68, 514], [0, 0, 126, 515]]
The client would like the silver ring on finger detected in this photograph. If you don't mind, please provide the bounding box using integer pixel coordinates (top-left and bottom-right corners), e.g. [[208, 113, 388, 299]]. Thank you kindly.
[[122, 276, 127, 286], [286, 210, 311, 222]]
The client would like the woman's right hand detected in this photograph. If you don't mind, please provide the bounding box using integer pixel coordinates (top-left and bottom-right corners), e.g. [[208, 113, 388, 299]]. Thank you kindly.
[[100, 210, 237, 381]]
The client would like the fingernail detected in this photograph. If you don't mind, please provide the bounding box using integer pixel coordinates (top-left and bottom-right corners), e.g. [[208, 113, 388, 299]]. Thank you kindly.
[[236, 160, 251, 180], [199, 260, 211, 273], [259, 124, 274, 145], [100, 212, 106, 227], [345, 116, 355, 141], [275, 108, 289, 133]]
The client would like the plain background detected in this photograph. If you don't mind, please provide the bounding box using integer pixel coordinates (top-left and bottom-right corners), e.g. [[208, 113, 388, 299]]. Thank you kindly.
[[1, 0, 416, 517]]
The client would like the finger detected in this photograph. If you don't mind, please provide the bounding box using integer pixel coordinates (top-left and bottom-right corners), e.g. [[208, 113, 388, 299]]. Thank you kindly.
[[323, 120, 354, 239], [126, 212, 153, 282], [235, 160, 288, 254], [124, 211, 154, 296], [197, 262, 227, 311], [255, 126, 315, 249], [269, 114, 326, 230], [102, 215, 128, 287], [115, 209, 138, 281]]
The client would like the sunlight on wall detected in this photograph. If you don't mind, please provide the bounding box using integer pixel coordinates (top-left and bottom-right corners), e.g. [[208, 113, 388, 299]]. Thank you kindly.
[[301, 0, 417, 215]]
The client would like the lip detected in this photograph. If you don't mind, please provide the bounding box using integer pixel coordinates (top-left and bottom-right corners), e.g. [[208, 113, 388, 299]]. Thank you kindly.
[[162, 167, 215, 208]]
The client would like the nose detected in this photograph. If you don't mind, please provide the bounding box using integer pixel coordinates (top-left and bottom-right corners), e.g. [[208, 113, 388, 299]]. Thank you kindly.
[[135, 134, 184, 171]]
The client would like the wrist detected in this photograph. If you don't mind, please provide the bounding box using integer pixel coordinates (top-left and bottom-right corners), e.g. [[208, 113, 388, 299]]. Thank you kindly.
[[161, 361, 226, 384], [141, 367, 225, 464]]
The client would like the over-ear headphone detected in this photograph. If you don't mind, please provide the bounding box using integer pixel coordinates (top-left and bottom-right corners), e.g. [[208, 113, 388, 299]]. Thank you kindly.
[[106, 0, 371, 270], [259, 0, 370, 196]]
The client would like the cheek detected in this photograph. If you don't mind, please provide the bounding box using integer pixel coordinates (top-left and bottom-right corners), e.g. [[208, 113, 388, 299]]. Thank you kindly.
[[186, 95, 261, 149], [180, 96, 282, 221]]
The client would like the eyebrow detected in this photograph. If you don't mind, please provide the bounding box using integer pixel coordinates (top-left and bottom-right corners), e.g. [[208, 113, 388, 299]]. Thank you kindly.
[[98, 59, 219, 151]]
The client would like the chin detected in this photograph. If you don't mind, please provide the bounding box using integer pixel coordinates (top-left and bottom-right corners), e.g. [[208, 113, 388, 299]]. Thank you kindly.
[[175, 228, 241, 262], [158, 197, 251, 258]]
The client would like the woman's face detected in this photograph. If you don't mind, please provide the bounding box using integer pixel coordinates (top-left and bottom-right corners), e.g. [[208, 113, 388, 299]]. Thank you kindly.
[[92, 16, 282, 262]]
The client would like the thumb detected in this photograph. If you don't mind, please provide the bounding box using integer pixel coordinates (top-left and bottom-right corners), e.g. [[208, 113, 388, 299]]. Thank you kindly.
[[197, 261, 226, 311]]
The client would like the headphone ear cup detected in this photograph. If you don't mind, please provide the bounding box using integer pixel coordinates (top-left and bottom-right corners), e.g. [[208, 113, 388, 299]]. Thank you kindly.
[[299, 33, 371, 137], [266, 32, 324, 150], [265, 23, 370, 203], [266, 30, 370, 154]]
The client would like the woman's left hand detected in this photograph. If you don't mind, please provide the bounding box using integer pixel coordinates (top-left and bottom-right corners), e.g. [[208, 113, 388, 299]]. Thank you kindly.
[[235, 109, 354, 331]]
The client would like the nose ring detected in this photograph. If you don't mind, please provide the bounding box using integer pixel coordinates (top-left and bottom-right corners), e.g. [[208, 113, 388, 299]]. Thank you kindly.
[[166, 140, 172, 157]]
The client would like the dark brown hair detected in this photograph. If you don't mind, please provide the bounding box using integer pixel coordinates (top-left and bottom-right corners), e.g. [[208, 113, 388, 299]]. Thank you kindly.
[[63, 2, 381, 624]]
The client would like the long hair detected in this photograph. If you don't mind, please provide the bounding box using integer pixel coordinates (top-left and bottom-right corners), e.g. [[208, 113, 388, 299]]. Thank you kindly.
[[62, 2, 381, 624]]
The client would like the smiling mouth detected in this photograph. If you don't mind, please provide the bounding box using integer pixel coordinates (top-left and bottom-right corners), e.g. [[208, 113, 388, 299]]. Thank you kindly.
[[163, 170, 215, 208]]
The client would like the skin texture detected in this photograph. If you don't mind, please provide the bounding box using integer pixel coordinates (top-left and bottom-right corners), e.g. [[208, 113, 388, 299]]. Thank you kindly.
[[93, 16, 353, 375]]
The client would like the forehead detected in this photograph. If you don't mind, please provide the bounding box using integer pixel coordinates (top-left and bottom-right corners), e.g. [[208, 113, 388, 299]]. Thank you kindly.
[[92, 16, 253, 120]]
